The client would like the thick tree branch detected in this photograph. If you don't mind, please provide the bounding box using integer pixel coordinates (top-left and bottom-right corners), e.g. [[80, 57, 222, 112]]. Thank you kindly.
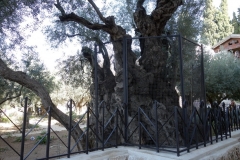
[[88, 0, 116, 27], [134, 0, 154, 36], [0, 58, 84, 150], [59, 12, 114, 33], [88, 0, 106, 23], [54, 0, 65, 16], [136, 0, 145, 8], [0, 59, 57, 115], [55, 1, 126, 41], [152, 0, 183, 24], [134, 0, 182, 36], [59, 12, 126, 40]]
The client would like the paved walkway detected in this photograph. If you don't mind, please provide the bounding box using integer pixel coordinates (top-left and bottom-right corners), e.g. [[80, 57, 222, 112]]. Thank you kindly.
[[60, 130, 240, 160]]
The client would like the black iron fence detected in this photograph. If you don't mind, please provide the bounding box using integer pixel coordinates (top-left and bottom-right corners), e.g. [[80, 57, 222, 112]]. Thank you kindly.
[[1, 97, 239, 159]]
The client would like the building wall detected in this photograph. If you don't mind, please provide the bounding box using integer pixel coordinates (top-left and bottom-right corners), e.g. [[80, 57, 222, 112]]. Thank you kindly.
[[213, 38, 240, 53]]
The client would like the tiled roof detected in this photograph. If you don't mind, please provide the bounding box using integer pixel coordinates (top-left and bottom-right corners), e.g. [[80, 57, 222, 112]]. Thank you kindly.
[[212, 34, 240, 49]]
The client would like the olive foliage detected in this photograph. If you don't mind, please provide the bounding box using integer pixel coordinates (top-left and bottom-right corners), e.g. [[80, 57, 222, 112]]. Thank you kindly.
[[205, 51, 240, 105]]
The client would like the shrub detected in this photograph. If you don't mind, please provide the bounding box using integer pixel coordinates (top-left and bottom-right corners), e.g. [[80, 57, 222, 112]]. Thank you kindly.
[[35, 131, 53, 144], [0, 117, 9, 123]]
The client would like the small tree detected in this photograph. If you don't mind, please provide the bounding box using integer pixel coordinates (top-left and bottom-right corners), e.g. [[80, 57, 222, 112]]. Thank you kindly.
[[205, 50, 240, 106]]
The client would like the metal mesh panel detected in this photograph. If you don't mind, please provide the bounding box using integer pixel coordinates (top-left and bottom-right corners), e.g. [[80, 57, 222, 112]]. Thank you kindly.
[[126, 36, 182, 107], [181, 38, 204, 111]]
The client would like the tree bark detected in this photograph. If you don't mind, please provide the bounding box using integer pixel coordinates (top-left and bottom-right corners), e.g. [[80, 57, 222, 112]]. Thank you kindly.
[[56, 0, 183, 145]]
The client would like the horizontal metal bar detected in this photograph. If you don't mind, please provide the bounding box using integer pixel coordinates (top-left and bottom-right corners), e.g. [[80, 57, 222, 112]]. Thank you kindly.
[[127, 34, 180, 40]]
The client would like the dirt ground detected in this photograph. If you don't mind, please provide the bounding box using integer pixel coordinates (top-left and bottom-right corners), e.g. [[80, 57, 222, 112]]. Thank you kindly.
[[0, 119, 81, 160]]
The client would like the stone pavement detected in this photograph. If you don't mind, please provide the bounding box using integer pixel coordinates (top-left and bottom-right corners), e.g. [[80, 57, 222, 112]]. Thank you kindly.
[[60, 130, 240, 160]]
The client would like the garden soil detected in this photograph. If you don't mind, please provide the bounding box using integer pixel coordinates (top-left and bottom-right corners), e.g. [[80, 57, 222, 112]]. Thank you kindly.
[[0, 119, 82, 160]]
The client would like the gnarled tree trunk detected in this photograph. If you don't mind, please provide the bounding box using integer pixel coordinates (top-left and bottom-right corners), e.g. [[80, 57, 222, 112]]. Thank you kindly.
[[58, 0, 183, 146], [0, 0, 184, 151]]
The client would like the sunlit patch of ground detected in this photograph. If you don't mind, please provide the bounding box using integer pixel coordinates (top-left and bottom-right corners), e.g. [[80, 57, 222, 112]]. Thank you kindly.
[[0, 122, 18, 134]]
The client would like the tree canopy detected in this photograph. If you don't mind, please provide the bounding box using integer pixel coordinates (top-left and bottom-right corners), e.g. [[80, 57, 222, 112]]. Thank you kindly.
[[202, 0, 233, 46], [205, 50, 240, 105], [232, 8, 240, 34]]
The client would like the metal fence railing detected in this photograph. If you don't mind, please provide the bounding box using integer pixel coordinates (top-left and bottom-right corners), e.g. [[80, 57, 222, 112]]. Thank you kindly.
[[1, 97, 240, 159]]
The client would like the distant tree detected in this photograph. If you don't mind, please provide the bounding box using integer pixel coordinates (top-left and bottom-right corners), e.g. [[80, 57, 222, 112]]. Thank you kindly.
[[52, 50, 92, 112], [0, 0, 54, 54], [166, 0, 205, 41], [202, 0, 219, 46], [0, 51, 56, 110], [231, 8, 240, 34], [205, 51, 240, 106], [0, 80, 23, 106], [20, 52, 56, 108], [214, 0, 233, 40]]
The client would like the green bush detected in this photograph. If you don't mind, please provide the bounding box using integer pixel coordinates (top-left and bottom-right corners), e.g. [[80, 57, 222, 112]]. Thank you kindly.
[[36, 135, 47, 144], [35, 131, 53, 144], [14, 136, 24, 142], [0, 117, 9, 123], [0, 147, 8, 152]]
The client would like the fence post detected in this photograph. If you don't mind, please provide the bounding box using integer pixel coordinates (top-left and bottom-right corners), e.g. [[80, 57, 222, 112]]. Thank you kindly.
[[67, 99, 73, 158], [236, 106, 240, 130], [183, 101, 188, 149], [178, 34, 185, 107], [102, 102, 105, 151], [123, 36, 128, 144], [174, 106, 180, 156], [222, 102, 227, 139], [138, 107, 141, 149], [234, 107, 237, 130], [154, 101, 159, 152], [20, 97, 28, 160], [185, 106, 190, 152], [46, 106, 51, 160], [115, 109, 118, 148], [219, 107, 223, 141], [86, 107, 89, 154], [213, 104, 218, 143], [200, 44, 207, 117], [209, 109, 213, 144], [94, 43, 99, 148], [227, 107, 231, 138], [194, 109, 198, 149]]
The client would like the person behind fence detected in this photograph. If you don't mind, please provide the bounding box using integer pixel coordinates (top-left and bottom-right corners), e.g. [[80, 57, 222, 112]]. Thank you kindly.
[[230, 100, 236, 111], [37, 107, 42, 116]]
